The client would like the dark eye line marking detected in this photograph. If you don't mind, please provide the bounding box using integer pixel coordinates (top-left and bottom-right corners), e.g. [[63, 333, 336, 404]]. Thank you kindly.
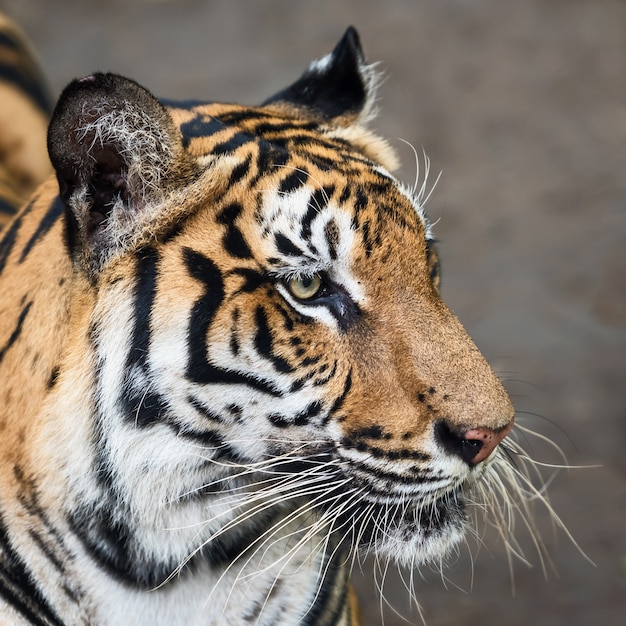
[[277, 272, 360, 331]]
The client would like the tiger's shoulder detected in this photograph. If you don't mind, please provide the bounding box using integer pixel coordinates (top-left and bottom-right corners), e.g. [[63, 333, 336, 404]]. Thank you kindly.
[[0, 15, 52, 230]]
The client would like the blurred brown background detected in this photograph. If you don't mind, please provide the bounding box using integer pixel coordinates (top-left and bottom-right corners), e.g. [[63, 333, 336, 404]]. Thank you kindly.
[[2, 0, 624, 624]]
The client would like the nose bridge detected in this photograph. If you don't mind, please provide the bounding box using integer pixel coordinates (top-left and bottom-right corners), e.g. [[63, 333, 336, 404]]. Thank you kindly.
[[378, 291, 514, 434]]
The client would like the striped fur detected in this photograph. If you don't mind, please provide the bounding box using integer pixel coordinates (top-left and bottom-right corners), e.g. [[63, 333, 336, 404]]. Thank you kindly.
[[0, 23, 520, 625], [0, 15, 52, 229]]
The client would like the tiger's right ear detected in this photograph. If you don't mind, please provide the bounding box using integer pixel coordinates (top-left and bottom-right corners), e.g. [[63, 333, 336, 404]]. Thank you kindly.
[[262, 26, 379, 125], [47, 73, 195, 271]]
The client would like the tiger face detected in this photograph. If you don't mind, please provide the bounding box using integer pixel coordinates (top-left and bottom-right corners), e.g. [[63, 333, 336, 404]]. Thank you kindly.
[[1, 26, 515, 624]]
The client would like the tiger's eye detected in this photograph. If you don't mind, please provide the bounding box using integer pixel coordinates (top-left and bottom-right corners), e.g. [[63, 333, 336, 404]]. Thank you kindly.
[[287, 274, 322, 300]]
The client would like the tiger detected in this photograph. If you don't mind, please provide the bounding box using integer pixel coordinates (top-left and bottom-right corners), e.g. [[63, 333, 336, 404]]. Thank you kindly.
[[0, 16, 538, 626]]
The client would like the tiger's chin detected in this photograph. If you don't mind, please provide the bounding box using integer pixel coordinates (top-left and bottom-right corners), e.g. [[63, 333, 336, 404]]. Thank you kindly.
[[352, 488, 469, 568]]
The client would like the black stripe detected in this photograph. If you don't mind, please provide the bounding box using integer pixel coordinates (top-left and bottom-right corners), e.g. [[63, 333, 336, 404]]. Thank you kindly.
[[252, 121, 318, 135], [327, 369, 352, 417], [228, 267, 266, 294], [228, 155, 251, 187], [217, 202, 252, 259], [303, 153, 336, 172], [249, 141, 289, 186], [218, 109, 274, 125], [0, 301, 32, 365], [274, 232, 302, 257], [0, 213, 21, 275], [324, 220, 340, 261], [0, 198, 34, 274], [254, 306, 295, 374], [0, 32, 53, 114], [125, 249, 159, 371], [0, 514, 65, 626], [300, 202, 318, 243], [18, 197, 64, 264], [169, 421, 227, 450], [338, 185, 351, 205], [229, 308, 240, 355], [178, 114, 226, 148], [188, 395, 226, 423], [119, 249, 165, 426], [0, 195, 17, 219], [124, 391, 169, 427], [341, 437, 431, 466], [184, 248, 283, 396], [12, 467, 78, 587], [212, 131, 254, 156], [299, 545, 350, 626], [278, 169, 308, 195], [268, 401, 322, 428]]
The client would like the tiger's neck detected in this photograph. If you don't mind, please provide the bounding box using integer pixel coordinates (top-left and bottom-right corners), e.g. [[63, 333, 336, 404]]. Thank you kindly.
[[0, 190, 355, 625]]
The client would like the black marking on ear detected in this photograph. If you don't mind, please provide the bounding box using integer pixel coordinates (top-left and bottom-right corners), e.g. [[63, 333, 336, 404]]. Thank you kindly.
[[263, 26, 370, 122], [18, 197, 64, 263], [184, 248, 283, 396], [0, 301, 32, 365]]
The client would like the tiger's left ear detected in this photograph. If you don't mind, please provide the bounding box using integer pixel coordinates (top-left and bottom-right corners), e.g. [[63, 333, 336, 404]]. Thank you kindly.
[[48, 73, 196, 273], [263, 26, 378, 125]]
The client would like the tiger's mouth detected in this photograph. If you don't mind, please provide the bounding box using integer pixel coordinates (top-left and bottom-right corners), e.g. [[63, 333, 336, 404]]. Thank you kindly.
[[265, 447, 470, 565], [328, 481, 468, 565], [312, 457, 470, 565]]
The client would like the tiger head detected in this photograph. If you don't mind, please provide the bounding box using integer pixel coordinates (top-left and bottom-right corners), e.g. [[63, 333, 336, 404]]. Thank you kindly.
[[32, 27, 514, 584]]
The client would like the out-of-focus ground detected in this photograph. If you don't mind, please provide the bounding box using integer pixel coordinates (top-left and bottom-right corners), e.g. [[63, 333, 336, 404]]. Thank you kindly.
[[2, 0, 624, 624]]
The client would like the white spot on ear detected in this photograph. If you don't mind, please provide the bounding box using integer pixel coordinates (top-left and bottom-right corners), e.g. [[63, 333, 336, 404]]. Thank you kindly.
[[308, 53, 333, 74]]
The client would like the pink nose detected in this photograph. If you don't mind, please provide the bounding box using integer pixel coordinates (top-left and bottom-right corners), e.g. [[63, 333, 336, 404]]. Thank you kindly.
[[435, 419, 514, 466], [462, 421, 514, 465]]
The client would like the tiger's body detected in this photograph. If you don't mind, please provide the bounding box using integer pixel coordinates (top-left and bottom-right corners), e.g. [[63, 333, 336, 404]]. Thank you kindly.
[[0, 19, 520, 626]]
